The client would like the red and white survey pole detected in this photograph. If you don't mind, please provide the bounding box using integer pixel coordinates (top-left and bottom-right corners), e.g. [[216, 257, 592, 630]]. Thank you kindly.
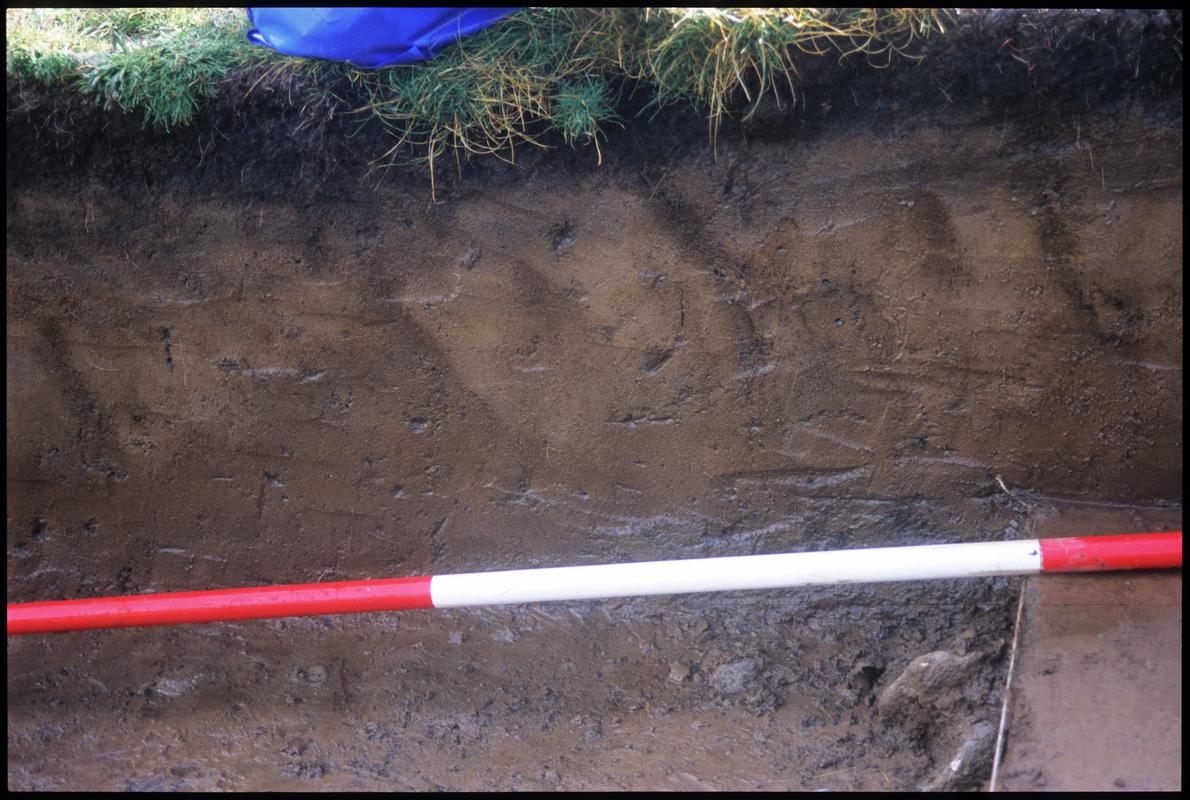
[[6, 532, 1181, 635]]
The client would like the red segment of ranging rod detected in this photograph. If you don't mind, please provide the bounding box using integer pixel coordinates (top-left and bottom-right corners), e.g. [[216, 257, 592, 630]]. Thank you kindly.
[[1039, 531, 1183, 572], [6, 576, 432, 635], [6, 532, 1181, 635]]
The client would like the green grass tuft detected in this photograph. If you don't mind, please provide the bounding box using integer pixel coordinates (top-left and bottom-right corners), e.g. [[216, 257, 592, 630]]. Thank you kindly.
[[82, 19, 244, 130], [552, 75, 617, 163]]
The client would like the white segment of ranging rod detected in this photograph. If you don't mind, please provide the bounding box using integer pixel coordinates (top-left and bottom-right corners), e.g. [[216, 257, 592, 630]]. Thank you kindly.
[[429, 539, 1043, 607]]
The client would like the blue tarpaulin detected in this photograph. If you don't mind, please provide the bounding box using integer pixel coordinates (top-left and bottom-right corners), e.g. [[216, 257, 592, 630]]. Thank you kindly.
[[245, 8, 520, 69]]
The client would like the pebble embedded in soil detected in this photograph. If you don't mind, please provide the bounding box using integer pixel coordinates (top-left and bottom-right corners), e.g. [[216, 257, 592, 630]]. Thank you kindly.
[[877, 649, 983, 720], [923, 720, 997, 791], [668, 661, 692, 683], [710, 657, 760, 695]]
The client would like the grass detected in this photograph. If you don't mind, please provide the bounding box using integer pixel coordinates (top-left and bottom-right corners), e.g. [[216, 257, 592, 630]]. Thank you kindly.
[[6, 8, 947, 193], [7, 8, 245, 129]]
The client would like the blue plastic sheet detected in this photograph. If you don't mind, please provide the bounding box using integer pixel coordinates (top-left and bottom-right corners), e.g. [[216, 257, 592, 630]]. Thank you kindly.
[[246, 8, 520, 68]]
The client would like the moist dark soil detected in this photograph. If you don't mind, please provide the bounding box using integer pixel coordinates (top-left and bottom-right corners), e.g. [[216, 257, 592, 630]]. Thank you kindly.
[[6, 9, 1182, 791]]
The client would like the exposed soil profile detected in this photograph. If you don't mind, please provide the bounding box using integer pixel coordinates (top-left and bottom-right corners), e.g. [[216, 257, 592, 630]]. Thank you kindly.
[[6, 9, 1182, 791]]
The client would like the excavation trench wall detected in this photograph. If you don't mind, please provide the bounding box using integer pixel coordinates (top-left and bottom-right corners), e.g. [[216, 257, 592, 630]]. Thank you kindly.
[[6, 10, 1183, 791]]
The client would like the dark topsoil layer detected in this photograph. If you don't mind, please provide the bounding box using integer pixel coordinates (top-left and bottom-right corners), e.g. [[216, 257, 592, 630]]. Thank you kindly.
[[6, 9, 1184, 199], [6, 9, 1183, 792]]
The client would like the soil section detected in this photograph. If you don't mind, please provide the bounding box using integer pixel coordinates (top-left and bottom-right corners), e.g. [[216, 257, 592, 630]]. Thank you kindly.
[[6, 10, 1183, 792]]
